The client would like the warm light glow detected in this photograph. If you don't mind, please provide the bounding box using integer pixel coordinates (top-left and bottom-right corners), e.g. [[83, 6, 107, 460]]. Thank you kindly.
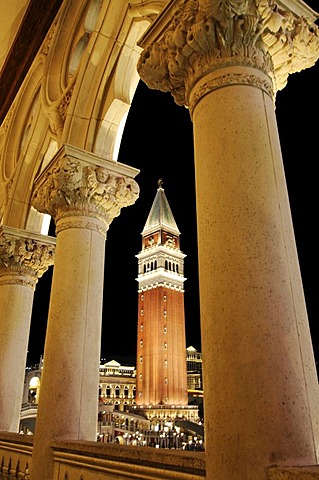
[[41, 214, 51, 235]]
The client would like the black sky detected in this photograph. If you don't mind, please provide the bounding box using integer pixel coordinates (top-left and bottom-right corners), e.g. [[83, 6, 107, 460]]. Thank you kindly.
[[28, 16, 319, 367]]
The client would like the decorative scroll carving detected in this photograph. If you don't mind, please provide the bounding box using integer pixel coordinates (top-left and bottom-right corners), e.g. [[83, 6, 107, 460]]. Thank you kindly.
[[0, 231, 55, 286], [59, 87, 74, 122], [41, 21, 58, 56], [31, 155, 139, 228], [137, 0, 319, 106]]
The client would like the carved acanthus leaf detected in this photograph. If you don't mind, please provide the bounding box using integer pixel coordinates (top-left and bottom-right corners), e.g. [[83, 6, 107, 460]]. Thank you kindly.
[[31, 156, 139, 226], [137, 0, 319, 105], [0, 234, 55, 280]]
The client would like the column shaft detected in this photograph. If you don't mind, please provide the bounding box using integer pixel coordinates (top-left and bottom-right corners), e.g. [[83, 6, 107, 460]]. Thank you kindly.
[[30, 144, 139, 480], [191, 67, 319, 478], [31, 216, 105, 479], [0, 226, 55, 433], [136, 1, 319, 477], [0, 281, 34, 432]]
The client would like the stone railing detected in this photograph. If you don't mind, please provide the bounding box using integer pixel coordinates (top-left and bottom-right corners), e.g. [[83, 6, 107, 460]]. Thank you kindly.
[[0, 432, 33, 478], [0, 432, 205, 480], [2, 432, 319, 480]]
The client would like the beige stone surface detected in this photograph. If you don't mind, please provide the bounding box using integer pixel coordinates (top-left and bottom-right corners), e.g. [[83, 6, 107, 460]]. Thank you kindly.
[[30, 145, 139, 480], [0, 227, 55, 432], [0, 283, 35, 432], [191, 65, 319, 478], [1, 0, 319, 479], [137, 1, 319, 479]]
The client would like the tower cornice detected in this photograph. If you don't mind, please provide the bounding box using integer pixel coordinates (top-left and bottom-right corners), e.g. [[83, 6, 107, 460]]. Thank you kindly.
[[136, 245, 186, 260]]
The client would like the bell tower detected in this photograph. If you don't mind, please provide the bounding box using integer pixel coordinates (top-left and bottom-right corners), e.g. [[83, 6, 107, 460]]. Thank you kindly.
[[136, 180, 188, 407]]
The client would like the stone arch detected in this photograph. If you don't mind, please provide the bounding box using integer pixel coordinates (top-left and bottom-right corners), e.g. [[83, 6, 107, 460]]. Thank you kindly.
[[0, 0, 164, 231], [0, 59, 51, 230], [92, 18, 150, 160], [61, 7, 148, 155], [40, 0, 90, 139], [28, 376, 41, 404]]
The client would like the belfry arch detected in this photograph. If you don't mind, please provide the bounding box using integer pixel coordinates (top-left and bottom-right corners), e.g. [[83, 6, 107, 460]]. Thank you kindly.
[[0, 1, 319, 480]]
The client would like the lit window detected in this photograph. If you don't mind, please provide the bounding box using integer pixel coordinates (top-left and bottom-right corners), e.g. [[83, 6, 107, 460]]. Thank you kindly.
[[140, 356, 143, 363], [164, 326, 167, 333], [165, 378, 168, 384], [164, 342, 167, 350], [140, 324, 143, 331], [140, 340, 143, 347], [141, 294, 144, 301], [139, 373, 142, 379], [141, 309, 144, 315], [164, 359, 167, 366], [163, 295, 166, 301], [163, 310, 167, 317]]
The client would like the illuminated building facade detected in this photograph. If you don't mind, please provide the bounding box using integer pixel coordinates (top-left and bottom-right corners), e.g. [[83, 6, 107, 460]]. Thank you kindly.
[[186, 346, 202, 392], [99, 359, 136, 412], [20, 354, 202, 446]]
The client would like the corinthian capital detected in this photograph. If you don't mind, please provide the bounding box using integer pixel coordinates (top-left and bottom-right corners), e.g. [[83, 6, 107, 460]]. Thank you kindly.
[[137, 0, 319, 105], [0, 226, 55, 287], [31, 144, 140, 228]]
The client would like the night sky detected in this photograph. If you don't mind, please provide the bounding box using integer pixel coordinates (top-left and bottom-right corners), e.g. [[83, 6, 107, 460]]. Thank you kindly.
[[28, 11, 319, 369]]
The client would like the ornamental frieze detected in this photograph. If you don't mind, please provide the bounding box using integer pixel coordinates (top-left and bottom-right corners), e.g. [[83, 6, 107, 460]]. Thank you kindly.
[[31, 154, 139, 226], [137, 0, 319, 106]]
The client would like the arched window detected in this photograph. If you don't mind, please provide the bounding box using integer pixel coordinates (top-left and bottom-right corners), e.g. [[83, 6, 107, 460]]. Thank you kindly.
[[28, 376, 40, 404]]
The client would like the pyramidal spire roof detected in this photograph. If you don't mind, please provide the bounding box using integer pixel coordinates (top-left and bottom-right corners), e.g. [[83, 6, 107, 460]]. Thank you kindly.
[[142, 179, 180, 236]]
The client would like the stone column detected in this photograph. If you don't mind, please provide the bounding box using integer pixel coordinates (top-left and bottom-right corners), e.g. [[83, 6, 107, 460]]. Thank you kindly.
[[138, 1, 319, 479], [0, 226, 55, 432], [30, 144, 139, 480]]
